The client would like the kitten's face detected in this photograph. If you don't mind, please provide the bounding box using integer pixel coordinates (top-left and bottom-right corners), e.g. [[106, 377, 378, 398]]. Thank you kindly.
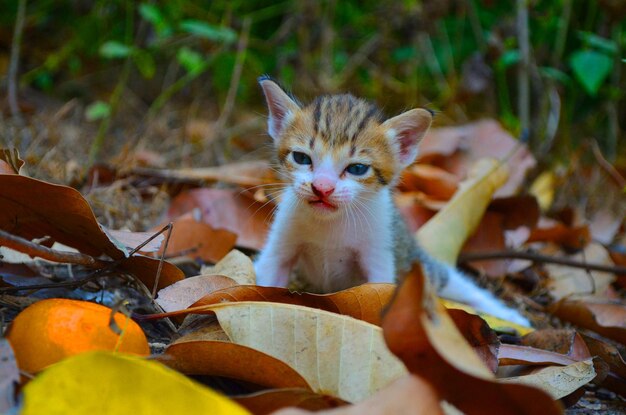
[[260, 79, 432, 218]]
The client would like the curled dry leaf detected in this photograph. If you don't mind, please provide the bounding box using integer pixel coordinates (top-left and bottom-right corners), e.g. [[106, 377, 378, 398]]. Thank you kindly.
[[157, 216, 237, 263], [160, 340, 311, 390], [234, 388, 346, 415], [164, 188, 272, 251], [382, 265, 562, 414], [550, 300, 626, 345], [201, 249, 256, 285], [147, 284, 395, 326], [499, 359, 596, 400], [447, 309, 500, 373], [156, 274, 238, 312], [205, 301, 406, 403], [0, 174, 183, 290]]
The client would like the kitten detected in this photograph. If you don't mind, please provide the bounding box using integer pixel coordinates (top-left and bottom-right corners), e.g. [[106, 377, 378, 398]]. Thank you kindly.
[[255, 77, 529, 326]]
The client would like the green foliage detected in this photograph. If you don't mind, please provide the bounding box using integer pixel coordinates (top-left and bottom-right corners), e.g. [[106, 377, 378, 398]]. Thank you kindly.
[[4, 0, 625, 159]]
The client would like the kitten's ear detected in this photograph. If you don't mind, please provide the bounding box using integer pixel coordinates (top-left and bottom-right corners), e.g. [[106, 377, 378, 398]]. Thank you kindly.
[[259, 78, 300, 141], [382, 108, 432, 168]]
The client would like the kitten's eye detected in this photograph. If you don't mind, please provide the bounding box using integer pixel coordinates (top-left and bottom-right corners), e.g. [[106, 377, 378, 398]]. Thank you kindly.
[[292, 151, 312, 165], [346, 163, 370, 176]]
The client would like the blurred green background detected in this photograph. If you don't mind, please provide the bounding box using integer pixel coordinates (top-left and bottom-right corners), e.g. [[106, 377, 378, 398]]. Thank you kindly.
[[1, 0, 624, 169]]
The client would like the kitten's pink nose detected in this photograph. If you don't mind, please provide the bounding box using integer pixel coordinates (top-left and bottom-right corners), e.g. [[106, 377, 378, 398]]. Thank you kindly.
[[311, 179, 335, 198]]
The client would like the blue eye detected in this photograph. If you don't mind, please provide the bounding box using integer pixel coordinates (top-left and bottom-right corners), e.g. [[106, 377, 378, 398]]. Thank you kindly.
[[346, 163, 369, 176], [292, 151, 312, 165]]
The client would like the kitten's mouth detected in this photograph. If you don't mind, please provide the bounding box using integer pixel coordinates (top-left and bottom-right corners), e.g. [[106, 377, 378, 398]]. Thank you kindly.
[[308, 198, 338, 212]]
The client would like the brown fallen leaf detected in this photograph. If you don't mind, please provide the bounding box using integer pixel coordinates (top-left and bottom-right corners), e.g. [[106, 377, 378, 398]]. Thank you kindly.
[[0, 174, 183, 290], [271, 375, 444, 415], [157, 215, 237, 263], [159, 340, 311, 390], [550, 299, 626, 345], [499, 360, 596, 400], [234, 389, 346, 415], [488, 195, 540, 230], [447, 309, 500, 373], [104, 229, 164, 253], [156, 275, 238, 312], [394, 193, 435, 233], [382, 265, 562, 414], [145, 284, 395, 326], [164, 188, 272, 250]]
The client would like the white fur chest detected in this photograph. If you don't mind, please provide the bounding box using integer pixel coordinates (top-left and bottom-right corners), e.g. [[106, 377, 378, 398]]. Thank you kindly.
[[255, 188, 396, 292]]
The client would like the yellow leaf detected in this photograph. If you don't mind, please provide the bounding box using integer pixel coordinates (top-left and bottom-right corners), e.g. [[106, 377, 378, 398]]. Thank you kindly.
[[529, 171, 555, 211], [21, 351, 250, 415], [417, 158, 509, 264], [208, 301, 406, 403], [440, 300, 533, 335]]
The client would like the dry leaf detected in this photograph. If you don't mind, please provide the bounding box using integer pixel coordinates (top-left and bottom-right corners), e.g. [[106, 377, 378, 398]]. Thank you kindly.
[[158, 216, 237, 263], [147, 284, 395, 326], [160, 339, 311, 390], [550, 300, 626, 345], [201, 249, 256, 285], [382, 265, 561, 414], [156, 275, 238, 312], [207, 301, 406, 403], [235, 388, 346, 415], [500, 360, 596, 400], [460, 211, 507, 277], [104, 228, 164, 253], [399, 164, 458, 200], [581, 334, 626, 395], [165, 189, 272, 250], [528, 223, 591, 251], [0, 174, 183, 289]]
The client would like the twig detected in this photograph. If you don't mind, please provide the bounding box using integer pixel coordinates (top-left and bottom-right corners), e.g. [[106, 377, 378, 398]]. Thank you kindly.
[[0, 224, 173, 293], [151, 223, 173, 299], [7, 0, 27, 123], [590, 139, 626, 188], [458, 250, 626, 274], [212, 16, 251, 165], [516, 0, 530, 135], [0, 229, 108, 267]]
